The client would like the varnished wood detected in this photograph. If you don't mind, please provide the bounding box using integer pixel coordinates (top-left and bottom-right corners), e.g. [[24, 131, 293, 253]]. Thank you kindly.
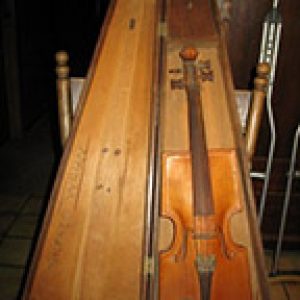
[[24, 1, 270, 299], [246, 62, 270, 161], [159, 1, 270, 299], [160, 151, 252, 299], [56, 51, 73, 146], [162, 47, 235, 151], [167, 0, 218, 44], [24, 0, 157, 298], [218, 24, 270, 299]]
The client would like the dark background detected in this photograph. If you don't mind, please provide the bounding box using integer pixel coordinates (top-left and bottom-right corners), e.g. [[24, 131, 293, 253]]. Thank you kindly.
[[0, 0, 299, 246], [0, 0, 110, 143], [229, 0, 300, 246]]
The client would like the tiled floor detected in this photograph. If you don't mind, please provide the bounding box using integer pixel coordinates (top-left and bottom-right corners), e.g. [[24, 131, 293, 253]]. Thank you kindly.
[[0, 116, 55, 299], [0, 116, 299, 299], [0, 194, 45, 299], [0, 194, 299, 300]]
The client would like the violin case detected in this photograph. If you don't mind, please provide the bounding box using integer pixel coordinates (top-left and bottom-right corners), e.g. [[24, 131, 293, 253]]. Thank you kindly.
[[23, 1, 270, 299]]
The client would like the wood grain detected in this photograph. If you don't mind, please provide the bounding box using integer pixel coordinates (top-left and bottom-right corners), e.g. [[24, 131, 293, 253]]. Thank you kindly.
[[56, 51, 72, 146], [159, 150, 252, 300], [162, 47, 235, 152], [24, 1, 271, 299], [159, 2, 271, 298], [167, 0, 218, 43], [24, 0, 157, 299]]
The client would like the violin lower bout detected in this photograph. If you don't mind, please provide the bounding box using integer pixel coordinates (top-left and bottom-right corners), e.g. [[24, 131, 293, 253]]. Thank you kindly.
[[159, 150, 252, 300]]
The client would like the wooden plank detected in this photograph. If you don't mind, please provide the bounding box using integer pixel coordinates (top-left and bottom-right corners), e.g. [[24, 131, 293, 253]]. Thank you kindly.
[[24, 0, 157, 299], [285, 283, 300, 299], [269, 283, 287, 300], [167, 0, 218, 43]]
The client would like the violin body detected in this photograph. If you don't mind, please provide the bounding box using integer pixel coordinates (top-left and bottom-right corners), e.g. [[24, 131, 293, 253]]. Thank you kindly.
[[160, 151, 251, 299]]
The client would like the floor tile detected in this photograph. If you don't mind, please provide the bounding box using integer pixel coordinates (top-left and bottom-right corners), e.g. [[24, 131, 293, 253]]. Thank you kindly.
[[0, 214, 15, 237], [0, 238, 32, 266], [7, 215, 39, 238], [0, 195, 27, 214], [21, 196, 45, 216], [0, 266, 23, 300]]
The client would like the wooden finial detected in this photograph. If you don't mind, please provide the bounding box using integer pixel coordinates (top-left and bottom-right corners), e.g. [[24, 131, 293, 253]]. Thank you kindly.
[[254, 77, 268, 92], [56, 50, 69, 66], [180, 47, 198, 61], [257, 62, 270, 78], [56, 65, 70, 79], [254, 63, 270, 91], [55, 50, 72, 147], [245, 62, 271, 162], [56, 51, 70, 79]]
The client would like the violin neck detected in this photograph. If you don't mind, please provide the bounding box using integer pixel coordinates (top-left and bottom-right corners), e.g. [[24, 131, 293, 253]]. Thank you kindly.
[[183, 58, 215, 217]]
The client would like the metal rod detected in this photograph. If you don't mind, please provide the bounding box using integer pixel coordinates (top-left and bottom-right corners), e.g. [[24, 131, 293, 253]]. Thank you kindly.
[[250, 171, 266, 179], [273, 0, 280, 9], [257, 9, 282, 224], [272, 125, 300, 275], [294, 170, 300, 178], [259, 22, 268, 63], [258, 84, 276, 223], [142, 1, 166, 298]]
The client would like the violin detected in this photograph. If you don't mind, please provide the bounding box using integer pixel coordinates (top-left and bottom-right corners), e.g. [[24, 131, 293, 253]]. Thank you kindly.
[[159, 47, 252, 299]]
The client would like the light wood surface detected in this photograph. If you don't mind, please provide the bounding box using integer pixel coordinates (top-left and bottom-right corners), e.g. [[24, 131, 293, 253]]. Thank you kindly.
[[24, 0, 157, 298], [162, 47, 235, 152]]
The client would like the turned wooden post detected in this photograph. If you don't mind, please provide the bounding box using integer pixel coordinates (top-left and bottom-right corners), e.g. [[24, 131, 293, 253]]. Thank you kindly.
[[55, 50, 72, 147], [246, 62, 270, 162], [219, 0, 232, 35]]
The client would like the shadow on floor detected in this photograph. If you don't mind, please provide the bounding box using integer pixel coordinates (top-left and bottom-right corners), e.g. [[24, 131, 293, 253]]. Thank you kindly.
[[0, 114, 59, 299]]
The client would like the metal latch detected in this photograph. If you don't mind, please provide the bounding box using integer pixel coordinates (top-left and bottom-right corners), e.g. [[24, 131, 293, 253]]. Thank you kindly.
[[158, 22, 167, 37], [144, 256, 154, 275]]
